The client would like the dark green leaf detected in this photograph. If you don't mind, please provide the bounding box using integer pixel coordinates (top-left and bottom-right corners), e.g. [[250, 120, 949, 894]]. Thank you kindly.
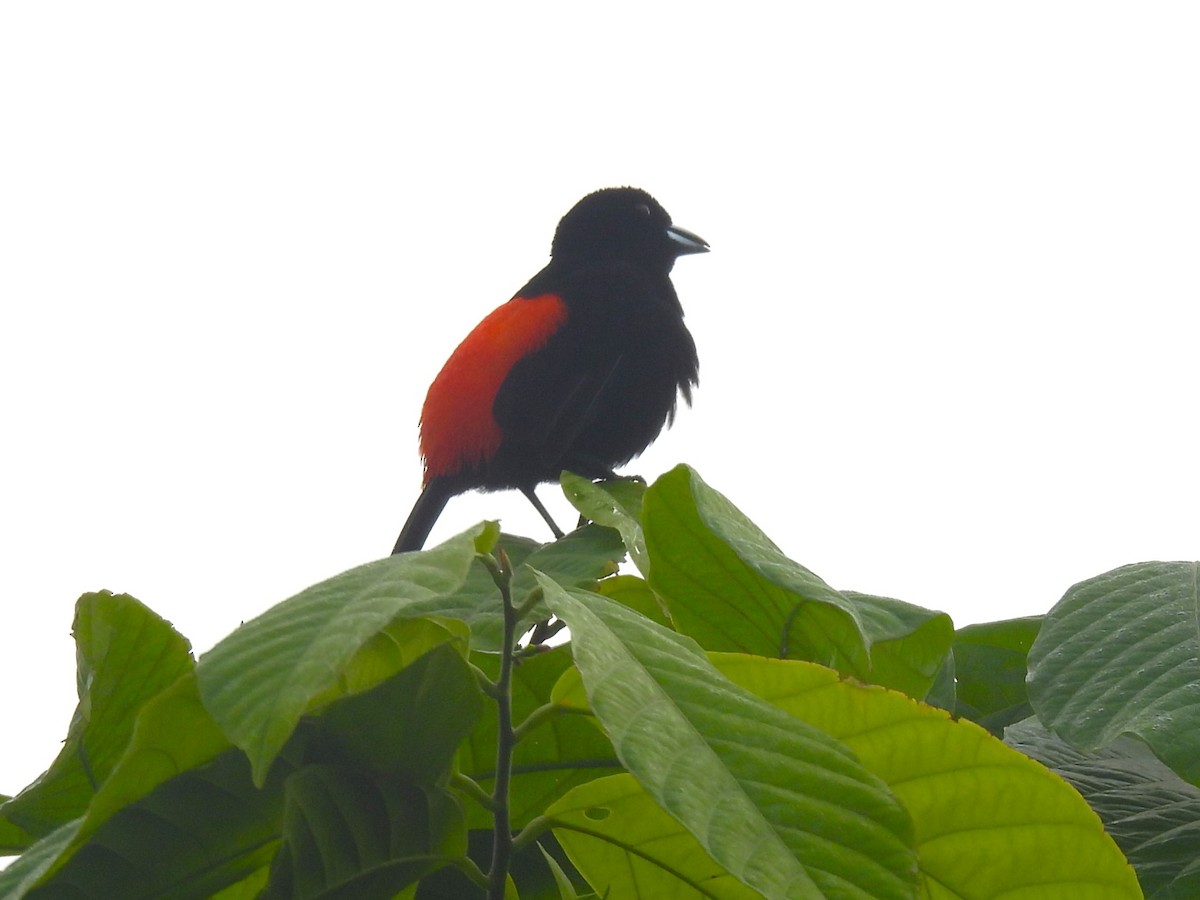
[[1007, 718, 1200, 899], [1028, 561, 1200, 784], [953, 616, 1041, 734], [263, 769, 464, 900], [24, 739, 301, 900], [315, 642, 486, 782]]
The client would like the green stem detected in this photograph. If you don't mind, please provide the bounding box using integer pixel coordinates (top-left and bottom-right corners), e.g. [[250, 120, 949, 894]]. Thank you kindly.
[[450, 771, 495, 812], [512, 702, 562, 743], [452, 855, 490, 890], [512, 815, 551, 853], [486, 548, 517, 900], [470, 662, 501, 698]]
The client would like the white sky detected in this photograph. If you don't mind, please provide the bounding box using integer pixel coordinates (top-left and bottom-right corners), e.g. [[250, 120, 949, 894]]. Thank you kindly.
[[2, 4, 1197, 800]]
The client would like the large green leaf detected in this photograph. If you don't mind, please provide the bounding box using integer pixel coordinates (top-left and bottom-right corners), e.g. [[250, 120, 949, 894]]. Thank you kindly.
[[714, 654, 1143, 900], [262, 769, 465, 900], [63, 672, 230, 857], [843, 591, 953, 699], [314, 642, 486, 783], [459, 646, 617, 831], [547, 774, 763, 899], [196, 526, 486, 783], [20, 738, 301, 900], [953, 616, 1042, 734], [1008, 718, 1200, 900], [10, 647, 475, 900], [2, 593, 194, 837], [0, 672, 234, 895], [1028, 561, 1200, 784], [643, 465, 869, 674], [541, 575, 918, 900]]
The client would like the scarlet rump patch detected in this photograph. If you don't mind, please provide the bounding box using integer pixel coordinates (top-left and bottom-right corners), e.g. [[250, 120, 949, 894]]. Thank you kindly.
[[420, 294, 567, 481]]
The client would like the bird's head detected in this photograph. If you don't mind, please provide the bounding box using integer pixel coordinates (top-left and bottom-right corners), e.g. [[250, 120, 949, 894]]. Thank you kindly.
[[551, 187, 708, 271]]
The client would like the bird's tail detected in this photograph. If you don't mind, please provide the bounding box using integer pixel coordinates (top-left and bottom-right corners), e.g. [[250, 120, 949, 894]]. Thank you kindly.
[[392, 478, 453, 554]]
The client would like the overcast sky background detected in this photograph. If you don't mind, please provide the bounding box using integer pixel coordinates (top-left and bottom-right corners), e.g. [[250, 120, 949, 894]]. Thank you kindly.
[[3, 5, 1197, 801]]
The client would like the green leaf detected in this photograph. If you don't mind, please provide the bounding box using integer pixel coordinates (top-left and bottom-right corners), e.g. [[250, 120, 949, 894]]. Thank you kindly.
[[595, 574, 673, 630], [315, 642, 486, 782], [3, 592, 194, 837], [843, 591, 954, 699], [1028, 561, 1200, 784], [923, 652, 956, 712], [63, 672, 231, 858], [0, 797, 36, 854], [0, 820, 82, 899], [262, 769, 465, 900], [643, 465, 869, 674], [409, 533, 544, 650], [953, 616, 1042, 734], [209, 866, 271, 899], [196, 526, 484, 784], [517, 524, 625, 590], [428, 526, 626, 651], [539, 574, 918, 900], [22, 738, 301, 899], [411, 831, 569, 899], [714, 653, 1143, 900], [537, 841, 581, 900], [459, 646, 617, 830], [548, 774, 763, 899], [560, 472, 647, 571], [1, 672, 233, 892], [1008, 718, 1200, 900], [16, 651, 512, 899]]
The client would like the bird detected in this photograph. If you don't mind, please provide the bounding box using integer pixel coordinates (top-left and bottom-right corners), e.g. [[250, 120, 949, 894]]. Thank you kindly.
[[392, 187, 707, 554]]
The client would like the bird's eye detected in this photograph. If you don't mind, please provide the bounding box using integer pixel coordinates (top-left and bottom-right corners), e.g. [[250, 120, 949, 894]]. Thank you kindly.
[[634, 203, 652, 217]]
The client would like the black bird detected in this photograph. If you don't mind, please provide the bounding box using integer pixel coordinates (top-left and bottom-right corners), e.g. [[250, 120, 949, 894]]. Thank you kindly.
[[393, 187, 706, 553]]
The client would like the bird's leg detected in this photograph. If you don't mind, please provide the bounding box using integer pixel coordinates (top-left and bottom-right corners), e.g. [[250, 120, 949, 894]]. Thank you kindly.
[[519, 486, 565, 539], [518, 486, 566, 646]]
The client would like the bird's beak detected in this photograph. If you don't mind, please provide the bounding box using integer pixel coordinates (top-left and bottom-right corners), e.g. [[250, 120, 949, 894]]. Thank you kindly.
[[666, 225, 709, 255]]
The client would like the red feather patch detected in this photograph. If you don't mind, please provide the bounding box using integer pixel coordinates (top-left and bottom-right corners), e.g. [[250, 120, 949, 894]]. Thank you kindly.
[[419, 294, 567, 482]]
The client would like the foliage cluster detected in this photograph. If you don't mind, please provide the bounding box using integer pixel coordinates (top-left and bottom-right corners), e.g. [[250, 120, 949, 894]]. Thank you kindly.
[[2, 465, 1197, 898]]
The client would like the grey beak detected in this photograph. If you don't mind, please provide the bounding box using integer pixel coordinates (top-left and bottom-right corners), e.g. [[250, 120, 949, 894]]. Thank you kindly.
[[666, 225, 709, 256]]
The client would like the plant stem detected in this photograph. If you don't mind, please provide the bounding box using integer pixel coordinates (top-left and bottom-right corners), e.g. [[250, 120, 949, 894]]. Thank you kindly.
[[512, 815, 551, 853], [450, 771, 495, 812], [512, 701, 562, 743], [453, 856, 490, 890], [486, 548, 517, 900]]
